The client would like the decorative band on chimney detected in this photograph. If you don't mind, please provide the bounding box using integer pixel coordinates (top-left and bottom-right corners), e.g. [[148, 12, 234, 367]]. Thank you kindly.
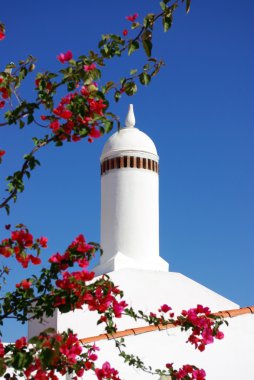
[[101, 156, 159, 175]]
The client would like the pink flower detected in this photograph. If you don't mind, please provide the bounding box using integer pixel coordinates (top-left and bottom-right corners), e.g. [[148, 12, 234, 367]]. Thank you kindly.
[[0, 24, 5, 41], [193, 369, 206, 380], [88, 98, 106, 116], [11, 229, 33, 247], [0, 88, 9, 99], [72, 134, 81, 142], [39, 236, 48, 248], [95, 362, 119, 380], [126, 13, 138, 22], [0, 150, 5, 157], [159, 304, 172, 313], [50, 120, 61, 132], [113, 300, 128, 317], [15, 336, 27, 349], [76, 369, 84, 377], [88, 353, 98, 361], [89, 127, 101, 138], [30, 255, 41, 265], [0, 100, 5, 109], [122, 29, 128, 36], [57, 50, 73, 64], [84, 63, 96, 72], [216, 330, 224, 340], [0, 342, 5, 357], [16, 279, 32, 290], [61, 109, 72, 119]]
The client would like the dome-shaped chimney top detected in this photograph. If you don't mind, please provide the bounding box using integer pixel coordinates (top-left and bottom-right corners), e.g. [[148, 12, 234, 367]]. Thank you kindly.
[[101, 104, 158, 161]]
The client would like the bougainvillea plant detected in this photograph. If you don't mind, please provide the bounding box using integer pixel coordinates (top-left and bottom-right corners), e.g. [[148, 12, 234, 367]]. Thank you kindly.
[[0, 1, 228, 379]]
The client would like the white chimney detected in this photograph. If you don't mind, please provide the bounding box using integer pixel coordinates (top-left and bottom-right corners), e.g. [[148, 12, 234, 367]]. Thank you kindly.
[[93, 105, 169, 275]]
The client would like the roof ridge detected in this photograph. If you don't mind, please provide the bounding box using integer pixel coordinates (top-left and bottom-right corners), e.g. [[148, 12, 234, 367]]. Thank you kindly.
[[80, 306, 254, 344]]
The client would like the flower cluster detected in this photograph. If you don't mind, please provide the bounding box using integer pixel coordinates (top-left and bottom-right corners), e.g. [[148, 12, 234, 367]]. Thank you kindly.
[[35, 77, 53, 92], [49, 233, 94, 270], [54, 269, 128, 320], [16, 279, 32, 289], [95, 361, 120, 380], [176, 305, 224, 352], [48, 234, 126, 319], [0, 225, 47, 268], [17, 331, 98, 380], [2, 330, 122, 380], [166, 363, 206, 380], [0, 76, 9, 109], [15, 336, 28, 349], [40, 80, 106, 143]]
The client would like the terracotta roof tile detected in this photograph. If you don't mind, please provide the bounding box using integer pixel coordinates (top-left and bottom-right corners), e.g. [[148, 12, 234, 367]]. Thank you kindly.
[[80, 305, 254, 345], [108, 329, 135, 340], [247, 306, 254, 313]]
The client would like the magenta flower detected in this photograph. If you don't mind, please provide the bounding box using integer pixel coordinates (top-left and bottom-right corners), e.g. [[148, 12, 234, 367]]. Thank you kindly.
[[57, 50, 73, 64], [84, 63, 96, 72], [159, 304, 172, 313], [126, 13, 139, 22]]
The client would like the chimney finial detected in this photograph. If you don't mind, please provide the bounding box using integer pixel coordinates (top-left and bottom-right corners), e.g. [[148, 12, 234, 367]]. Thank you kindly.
[[125, 104, 135, 128]]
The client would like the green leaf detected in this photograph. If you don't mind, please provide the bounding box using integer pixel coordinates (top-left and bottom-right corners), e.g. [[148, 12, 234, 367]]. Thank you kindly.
[[27, 114, 34, 124], [19, 119, 25, 129], [124, 82, 138, 96], [139, 73, 151, 86], [40, 347, 55, 366], [12, 352, 26, 370], [32, 137, 39, 146], [142, 30, 153, 57], [143, 13, 155, 29], [142, 39, 152, 58], [4, 204, 10, 215], [102, 81, 114, 94], [160, 1, 167, 10], [114, 91, 121, 103], [130, 69, 138, 75], [131, 22, 140, 30], [163, 14, 173, 32], [186, 0, 191, 13], [67, 82, 76, 91], [128, 40, 139, 56], [148, 58, 157, 62], [29, 63, 36, 72], [103, 120, 113, 133], [5, 63, 16, 69], [0, 359, 6, 376]]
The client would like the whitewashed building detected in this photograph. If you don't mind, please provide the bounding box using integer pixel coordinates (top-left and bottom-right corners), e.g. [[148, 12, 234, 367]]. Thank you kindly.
[[29, 105, 254, 380]]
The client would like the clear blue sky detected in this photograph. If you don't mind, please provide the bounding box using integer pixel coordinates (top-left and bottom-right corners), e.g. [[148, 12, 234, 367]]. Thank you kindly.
[[0, 0, 253, 342]]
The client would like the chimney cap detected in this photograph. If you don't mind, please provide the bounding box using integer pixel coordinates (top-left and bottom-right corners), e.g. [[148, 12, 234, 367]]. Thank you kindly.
[[101, 105, 158, 161]]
